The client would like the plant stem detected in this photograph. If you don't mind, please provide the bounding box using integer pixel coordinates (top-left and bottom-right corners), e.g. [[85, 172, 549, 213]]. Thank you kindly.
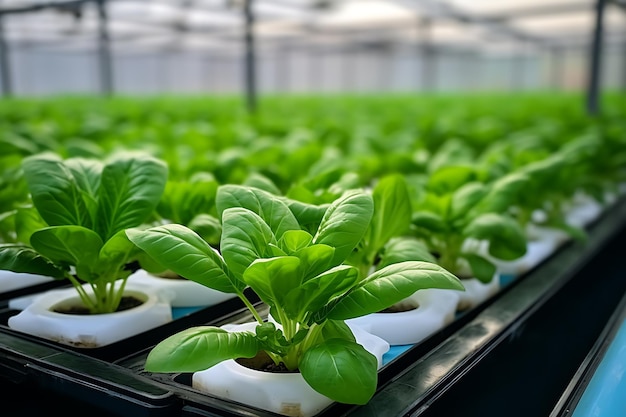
[[66, 273, 97, 312], [439, 235, 461, 275], [236, 289, 264, 324]]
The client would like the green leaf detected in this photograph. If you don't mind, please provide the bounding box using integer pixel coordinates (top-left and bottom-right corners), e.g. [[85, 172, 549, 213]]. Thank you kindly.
[[126, 224, 242, 293], [462, 253, 497, 283], [300, 339, 378, 405], [65, 157, 103, 222], [220, 207, 277, 280], [285, 265, 359, 320], [242, 172, 282, 195], [378, 237, 436, 268], [411, 211, 448, 238], [30, 226, 103, 272], [464, 214, 527, 261], [158, 177, 218, 225], [548, 219, 588, 243], [428, 140, 475, 174], [187, 213, 222, 246], [255, 321, 295, 356], [281, 198, 329, 232], [0, 244, 67, 278], [279, 230, 313, 254], [367, 174, 412, 252], [474, 172, 529, 214], [243, 256, 302, 310], [318, 320, 356, 344], [96, 154, 168, 240], [135, 251, 167, 274], [313, 190, 374, 267], [99, 229, 140, 274], [216, 184, 299, 239], [427, 165, 477, 195], [22, 153, 92, 228], [295, 244, 335, 281], [14, 205, 47, 245], [0, 133, 39, 155], [327, 261, 463, 320], [449, 182, 488, 222], [145, 327, 259, 373]]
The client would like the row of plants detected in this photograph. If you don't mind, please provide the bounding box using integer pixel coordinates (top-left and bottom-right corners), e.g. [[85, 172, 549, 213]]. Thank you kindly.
[[0, 93, 625, 416]]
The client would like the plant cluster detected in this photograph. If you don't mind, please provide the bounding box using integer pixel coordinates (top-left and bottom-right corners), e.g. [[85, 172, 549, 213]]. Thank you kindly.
[[0, 94, 625, 407], [128, 186, 463, 404], [0, 152, 167, 313]]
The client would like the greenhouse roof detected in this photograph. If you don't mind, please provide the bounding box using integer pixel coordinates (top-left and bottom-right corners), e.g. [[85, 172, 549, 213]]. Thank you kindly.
[[1, 0, 625, 55]]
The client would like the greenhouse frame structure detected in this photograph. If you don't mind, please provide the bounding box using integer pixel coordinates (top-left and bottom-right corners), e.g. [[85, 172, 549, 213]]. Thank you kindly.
[[0, 0, 625, 113]]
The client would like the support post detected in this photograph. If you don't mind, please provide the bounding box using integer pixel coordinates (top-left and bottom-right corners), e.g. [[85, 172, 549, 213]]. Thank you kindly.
[[586, 0, 606, 115], [0, 14, 12, 97], [96, 0, 113, 96], [243, 0, 256, 113]]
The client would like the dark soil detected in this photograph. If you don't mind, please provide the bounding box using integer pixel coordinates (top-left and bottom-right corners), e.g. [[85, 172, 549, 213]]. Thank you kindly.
[[379, 303, 419, 313], [236, 351, 298, 373], [53, 296, 144, 315]]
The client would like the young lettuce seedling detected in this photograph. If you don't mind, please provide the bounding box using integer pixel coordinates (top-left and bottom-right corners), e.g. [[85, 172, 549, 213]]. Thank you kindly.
[[0, 152, 168, 314], [127, 188, 463, 405], [410, 165, 528, 282], [346, 174, 436, 279], [156, 172, 222, 247]]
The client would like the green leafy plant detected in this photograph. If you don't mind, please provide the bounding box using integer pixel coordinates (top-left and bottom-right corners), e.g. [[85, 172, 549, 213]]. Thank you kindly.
[[410, 165, 528, 282], [507, 149, 588, 240], [215, 183, 329, 236], [0, 152, 167, 314], [156, 172, 221, 247], [127, 188, 463, 405], [346, 174, 436, 279]]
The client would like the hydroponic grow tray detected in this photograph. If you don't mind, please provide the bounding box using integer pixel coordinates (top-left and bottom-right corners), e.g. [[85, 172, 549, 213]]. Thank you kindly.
[[1, 195, 625, 417]]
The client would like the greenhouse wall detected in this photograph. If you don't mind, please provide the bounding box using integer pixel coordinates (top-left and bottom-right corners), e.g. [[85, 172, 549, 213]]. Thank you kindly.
[[2, 42, 624, 96]]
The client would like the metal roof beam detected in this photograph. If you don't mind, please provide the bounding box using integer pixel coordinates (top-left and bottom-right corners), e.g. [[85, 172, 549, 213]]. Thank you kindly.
[[479, 2, 593, 22], [0, 0, 93, 15], [390, 0, 546, 43]]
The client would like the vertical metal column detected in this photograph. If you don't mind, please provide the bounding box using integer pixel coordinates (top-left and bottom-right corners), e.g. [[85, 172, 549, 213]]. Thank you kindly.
[[96, 0, 113, 96], [586, 0, 606, 115], [243, 0, 256, 112], [0, 13, 12, 97]]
